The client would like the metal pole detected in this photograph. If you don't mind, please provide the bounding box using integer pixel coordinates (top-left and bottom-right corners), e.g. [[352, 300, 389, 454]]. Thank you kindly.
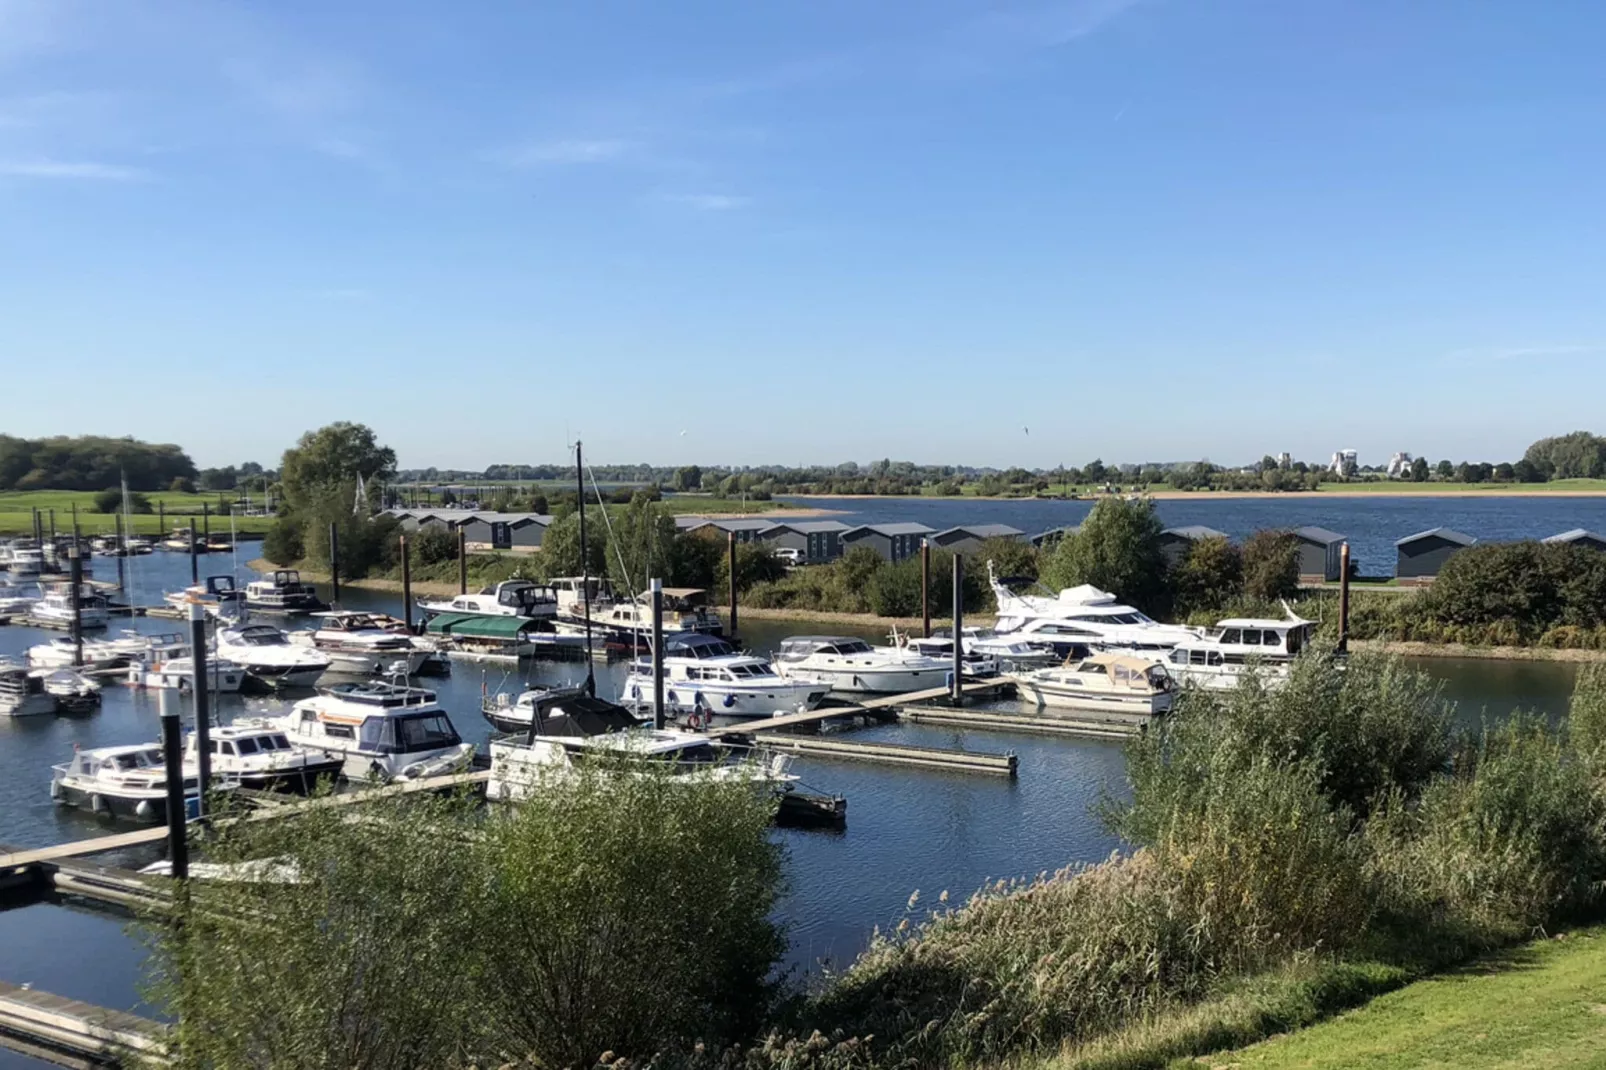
[[951, 553, 964, 704], [457, 527, 467, 595], [157, 501, 165, 541], [578, 439, 594, 695], [48, 508, 56, 545], [160, 690, 189, 881], [727, 531, 739, 642], [651, 578, 665, 730], [68, 544, 83, 667], [921, 539, 932, 638], [31, 506, 40, 547], [114, 512, 126, 593], [1337, 541, 1351, 655], [189, 603, 212, 816], [328, 522, 341, 604], [71, 501, 79, 541], [188, 517, 198, 584], [203, 502, 210, 547], [400, 535, 412, 631]]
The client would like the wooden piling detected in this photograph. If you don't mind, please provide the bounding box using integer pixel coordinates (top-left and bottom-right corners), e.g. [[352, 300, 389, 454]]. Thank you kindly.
[[68, 544, 83, 667], [400, 535, 412, 631], [1338, 541, 1351, 654], [951, 553, 964, 703], [651, 578, 665, 730], [457, 527, 467, 595], [727, 531, 739, 641], [160, 694, 188, 881], [921, 539, 931, 638], [189, 603, 212, 811]]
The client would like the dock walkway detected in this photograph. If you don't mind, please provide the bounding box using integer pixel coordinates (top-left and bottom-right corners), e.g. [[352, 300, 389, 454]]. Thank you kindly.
[[703, 680, 1010, 739], [0, 982, 164, 1067]]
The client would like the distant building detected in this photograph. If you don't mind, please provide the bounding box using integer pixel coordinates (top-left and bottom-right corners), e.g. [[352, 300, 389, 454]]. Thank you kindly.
[[1277, 452, 1292, 470], [840, 523, 935, 563], [673, 517, 776, 543], [928, 524, 1026, 556], [1292, 527, 1347, 583], [1330, 449, 1358, 477], [1387, 452, 1413, 478], [754, 521, 850, 564], [458, 512, 552, 552], [1157, 525, 1229, 567], [1396, 528, 1476, 583], [1030, 526, 1079, 549], [1542, 529, 1606, 552]]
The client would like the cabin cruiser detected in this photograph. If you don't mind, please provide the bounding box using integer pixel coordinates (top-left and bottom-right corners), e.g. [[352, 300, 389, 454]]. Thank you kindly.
[[33, 668, 102, 713], [50, 744, 226, 822], [547, 576, 616, 621], [289, 611, 432, 676], [0, 580, 39, 615], [26, 634, 134, 670], [0, 657, 56, 716], [130, 635, 246, 693], [988, 564, 1202, 655], [417, 580, 559, 620], [619, 633, 827, 718], [7, 546, 44, 579], [482, 684, 592, 734], [486, 694, 796, 803], [1009, 653, 1175, 717], [28, 588, 110, 629], [773, 635, 954, 694], [185, 723, 344, 793], [215, 624, 332, 690], [951, 627, 1061, 669], [267, 682, 474, 782], [164, 575, 246, 618], [900, 634, 1000, 678], [242, 569, 326, 613], [1163, 611, 1317, 691]]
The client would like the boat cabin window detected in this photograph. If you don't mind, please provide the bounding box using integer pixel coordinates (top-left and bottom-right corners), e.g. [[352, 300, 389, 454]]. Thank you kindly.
[[396, 714, 461, 751], [235, 737, 259, 755], [1241, 630, 1261, 646], [1287, 627, 1305, 654], [1261, 630, 1284, 647], [1170, 649, 1188, 665], [831, 640, 873, 655], [323, 723, 355, 740]]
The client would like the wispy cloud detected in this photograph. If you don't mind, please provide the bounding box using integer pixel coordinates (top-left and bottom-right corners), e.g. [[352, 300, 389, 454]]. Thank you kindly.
[[0, 158, 149, 180], [664, 192, 749, 211], [1448, 343, 1606, 363], [490, 138, 633, 168]]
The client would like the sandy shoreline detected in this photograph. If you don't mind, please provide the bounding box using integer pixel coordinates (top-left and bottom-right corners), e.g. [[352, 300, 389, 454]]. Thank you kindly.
[[783, 490, 1606, 503]]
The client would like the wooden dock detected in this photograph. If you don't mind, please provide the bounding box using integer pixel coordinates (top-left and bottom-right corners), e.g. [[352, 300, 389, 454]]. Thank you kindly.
[[898, 706, 1144, 740], [0, 982, 164, 1067], [751, 735, 1017, 776], [703, 680, 1012, 739]]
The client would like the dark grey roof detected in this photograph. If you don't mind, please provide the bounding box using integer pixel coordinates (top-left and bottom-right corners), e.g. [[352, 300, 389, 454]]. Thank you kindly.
[[1162, 525, 1228, 541], [934, 523, 1025, 540], [1395, 527, 1476, 547], [759, 520, 851, 535], [1294, 526, 1346, 545], [844, 523, 936, 537], [465, 511, 552, 526], [673, 517, 775, 533], [1542, 529, 1606, 544]]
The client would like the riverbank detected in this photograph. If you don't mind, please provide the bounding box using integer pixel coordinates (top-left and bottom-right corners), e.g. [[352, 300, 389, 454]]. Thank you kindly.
[[784, 480, 1606, 503]]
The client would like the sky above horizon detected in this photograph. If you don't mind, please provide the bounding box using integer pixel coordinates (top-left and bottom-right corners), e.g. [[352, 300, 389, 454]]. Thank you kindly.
[[2, 1, 1603, 471]]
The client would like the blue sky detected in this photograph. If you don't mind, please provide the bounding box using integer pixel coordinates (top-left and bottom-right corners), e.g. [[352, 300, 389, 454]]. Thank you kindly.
[[2, 1, 1602, 471]]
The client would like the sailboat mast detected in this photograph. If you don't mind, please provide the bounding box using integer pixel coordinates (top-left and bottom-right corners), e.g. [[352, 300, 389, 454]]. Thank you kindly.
[[121, 472, 136, 615], [578, 439, 594, 695]]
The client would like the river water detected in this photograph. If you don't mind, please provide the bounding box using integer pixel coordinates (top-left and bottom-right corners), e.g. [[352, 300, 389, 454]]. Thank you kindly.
[[775, 494, 1606, 576], [0, 550, 1584, 1066]]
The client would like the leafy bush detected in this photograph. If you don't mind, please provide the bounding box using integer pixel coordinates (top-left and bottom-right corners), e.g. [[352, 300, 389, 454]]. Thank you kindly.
[[1569, 661, 1606, 773], [260, 517, 304, 565], [92, 486, 150, 514], [411, 525, 459, 566], [1171, 535, 1242, 615], [169, 475, 196, 493], [1423, 541, 1606, 638], [1241, 529, 1300, 601], [1040, 497, 1168, 614]]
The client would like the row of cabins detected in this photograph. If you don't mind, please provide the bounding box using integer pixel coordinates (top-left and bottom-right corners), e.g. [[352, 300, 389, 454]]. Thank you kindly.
[[674, 519, 1028, 563], [389, 509, 554, 551]]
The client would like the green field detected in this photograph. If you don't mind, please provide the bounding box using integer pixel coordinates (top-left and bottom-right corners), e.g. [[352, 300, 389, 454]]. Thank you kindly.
[[1190, 927, 1606, 1069], [0, 490, 275, 537]]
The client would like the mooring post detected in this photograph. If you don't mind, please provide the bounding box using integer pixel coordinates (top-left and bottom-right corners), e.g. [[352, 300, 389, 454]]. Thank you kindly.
[[71, 501, 79, 541], [1338, 541, 1351, 654], [328, 522, 341, 605], [921, 539, 932, 638], [951, 553, 965, 704], [457, 526, 467, 595], [157, 501, 165, 540], [400, 535, 413, 631], [159, 689, 189, 880], [651, 578, 666, 730], [31, 506, 41, 546], [189, 603, 212, 816], [68, 544, 83, 668], [188, 518, 199, 584], [202, 502, 210, 546], [727, 531, 739, 642]]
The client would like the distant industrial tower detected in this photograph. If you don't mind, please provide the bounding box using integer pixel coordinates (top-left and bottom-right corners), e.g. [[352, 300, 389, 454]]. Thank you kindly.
[[1330, 449, 1358, 476], [1387, 452, 1413, 478], [1277, 452, 1292, 470]]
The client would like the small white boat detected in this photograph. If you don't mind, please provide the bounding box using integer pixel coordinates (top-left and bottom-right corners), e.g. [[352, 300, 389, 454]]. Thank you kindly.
[[25, 635, 131, 670], [1009, 653, 1175, 716], [773, 635, 953, 694], [185, 723, 343, 793], [289, 611, 432, 676], [482, 684, 592, 734], [901, 634, 1000, 678], [50, 744, 226, 822], [163, 576, 246, 618], [33, 668, 102, 713], [1, 657, 56, 717], [216, 624, 332, 690], [131, 637, 246, 693], [28, 588, 110, 630], [7, 546, 44, 579], [954, 626, 1061, 669], [417, 579, 559, 620], [0, 580, 39, 615], [570, 588, 724, 644], [242, 569, 325, 613], [618, 633, 827, 718], [268, 681, 474, 782], [1163, 610, 1316, 691]]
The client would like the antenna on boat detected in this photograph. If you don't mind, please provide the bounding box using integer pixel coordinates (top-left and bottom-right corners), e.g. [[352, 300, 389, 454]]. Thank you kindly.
[[577, 439, 595, 696]]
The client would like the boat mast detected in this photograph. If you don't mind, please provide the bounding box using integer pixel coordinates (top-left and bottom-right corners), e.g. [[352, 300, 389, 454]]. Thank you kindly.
[[121, 472, 136, 616], [577, 439, 594, 695]]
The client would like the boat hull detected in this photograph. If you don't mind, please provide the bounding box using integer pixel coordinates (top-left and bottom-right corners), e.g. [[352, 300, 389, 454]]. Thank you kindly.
[[229, 757, 346, 794], [620, 678, 828, 718], [51, 779, 196, 823], [3, 693, 57, 717], [237, 662, 328, 691], [1009, 677, 1172, 716], [776, 664, 950, 694]]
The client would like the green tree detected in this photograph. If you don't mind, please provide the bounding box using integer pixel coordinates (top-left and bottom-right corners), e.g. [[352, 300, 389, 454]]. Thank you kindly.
[[1410, 456, 1430, 482], [716, 541, 788, 595], [536, 508, 608, 578], [1040, 497, 1168, 613], [1435, 459, 1453, 479], [1083, 458, 1107, 483], [1241, 529, 1300, 601], [977, 536, 1038, 583], [278, 422, 397, 513], [169, 475, 195, 493], [672, 464, 703, 491], [92, 487, 151, 513], [1523, 430, 1606, 480], [605, 495, 680, 593], [411, 525, 459, 566], [1171, 535, 1243, 615]]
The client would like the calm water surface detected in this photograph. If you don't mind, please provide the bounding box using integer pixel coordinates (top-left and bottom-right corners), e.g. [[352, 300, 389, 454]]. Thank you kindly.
[[0, 550, 1584, 1065]]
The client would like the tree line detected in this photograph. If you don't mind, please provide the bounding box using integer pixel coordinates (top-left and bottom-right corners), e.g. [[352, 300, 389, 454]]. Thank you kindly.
[[0, 434, 197, 492]]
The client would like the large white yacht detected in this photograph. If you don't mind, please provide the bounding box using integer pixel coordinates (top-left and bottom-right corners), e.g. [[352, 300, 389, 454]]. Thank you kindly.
[[184, 723, 344, 793], [989, 565, 1202, 655], [215, 624, 332, 690], [7, 546, 44, 579], [773, 635, 953, 694], [268, 682, 474, 782], [289, 611, 432, 676], [417, 580, 559, 620], [1163, 611, 1317, 691], [50, 744, 225, 822], [28, 588, 110, 630], [243, 569, 326, 613], [619, 633, 827, 718], [1009, 653, 1175, 717]]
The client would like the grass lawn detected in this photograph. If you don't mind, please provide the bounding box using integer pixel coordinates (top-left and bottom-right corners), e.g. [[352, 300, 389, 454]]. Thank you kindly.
[[1186, 927, 1606, 1069], [0, 489, 274, 536]]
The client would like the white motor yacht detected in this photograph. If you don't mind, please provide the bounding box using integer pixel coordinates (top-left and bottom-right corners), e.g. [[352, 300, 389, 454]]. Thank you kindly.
[[901, 633, 1001, 678], [988, 563, 1202, 656], [417, 579, 559, 620], [1009, 653, 1175, 717], [242, 569, 325, 613], [1163, 610, 1317, 691], [486, 695, 795, 803], [164, 575, 246, 618], [130, 636, 247, 693], [33, 668, 102, 713], [619, 633, 827, 718], [547, 576, 615, 621], [8, 546, 44, 579], [216, 624, 332, 690], [482, 683, 593, 734], [25, 635, 131, 670], [1, 657, 56, 717], [185, 723, 344, 793], [0, 580, 39, 615], [50, 744, 225, 822], [269, 682, 474, 782], [289, 611, 432, 676], [773, 635, 954, 694], [28, 588, 110, 630]]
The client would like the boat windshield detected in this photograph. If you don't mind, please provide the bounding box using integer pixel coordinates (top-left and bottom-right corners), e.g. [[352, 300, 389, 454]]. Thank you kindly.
[[234, 629, 287, 647], [831, 640, 874, 655], [395, 713, 461, 751]]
